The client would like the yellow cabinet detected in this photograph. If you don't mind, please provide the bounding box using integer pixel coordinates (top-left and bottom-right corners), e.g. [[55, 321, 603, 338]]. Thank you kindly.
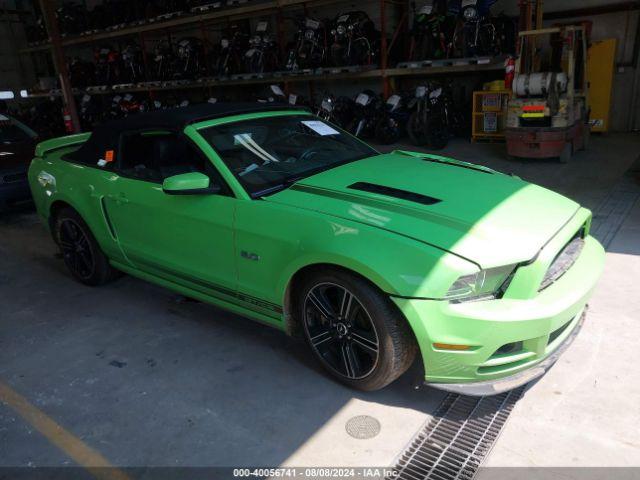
[[587, 38, 616, 133]]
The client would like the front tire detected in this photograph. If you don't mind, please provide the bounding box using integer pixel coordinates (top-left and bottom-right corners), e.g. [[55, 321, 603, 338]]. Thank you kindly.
[[297, 268, 417, 391], [54, 207, 117, 286]]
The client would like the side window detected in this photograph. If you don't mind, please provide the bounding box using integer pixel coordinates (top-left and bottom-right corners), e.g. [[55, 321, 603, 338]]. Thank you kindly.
[[118, 131, 229, 194]]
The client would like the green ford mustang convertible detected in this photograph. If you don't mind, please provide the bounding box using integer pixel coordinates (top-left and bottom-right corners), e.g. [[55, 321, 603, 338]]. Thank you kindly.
[[28, 103, 605, 394]]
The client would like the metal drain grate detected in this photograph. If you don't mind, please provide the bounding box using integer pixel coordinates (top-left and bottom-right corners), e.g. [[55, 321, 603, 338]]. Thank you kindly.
[[388, 387, 525, 480]]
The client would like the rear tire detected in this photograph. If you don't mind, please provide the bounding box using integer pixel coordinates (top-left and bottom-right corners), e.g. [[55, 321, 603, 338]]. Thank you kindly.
[[407, 111, 428, 146], [297, 268, 417, 391], [54, 207, 117, 286]]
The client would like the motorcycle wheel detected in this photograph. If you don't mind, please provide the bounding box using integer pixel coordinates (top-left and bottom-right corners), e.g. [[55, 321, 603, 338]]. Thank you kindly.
[[330, 44, 346, 66], [407, 111, 429, 146], [375, 117, 401, 145], [426, 116, 449, 150]]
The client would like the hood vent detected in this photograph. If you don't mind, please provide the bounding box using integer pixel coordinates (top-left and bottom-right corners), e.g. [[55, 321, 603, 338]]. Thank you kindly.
[[348, 182, 441, 206]]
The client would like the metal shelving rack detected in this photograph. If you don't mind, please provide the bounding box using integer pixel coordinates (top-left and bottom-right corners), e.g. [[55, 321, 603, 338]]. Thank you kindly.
[[26, 0, 505, 131]]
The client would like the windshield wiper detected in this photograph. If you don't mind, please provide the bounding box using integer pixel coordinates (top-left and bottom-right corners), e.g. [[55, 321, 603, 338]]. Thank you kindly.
[[252, 153, 373, 199], [254, 176, 306, 198]]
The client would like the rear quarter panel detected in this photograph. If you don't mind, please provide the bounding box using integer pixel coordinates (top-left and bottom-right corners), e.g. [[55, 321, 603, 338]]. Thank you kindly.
[[28, 137, 125, 263]]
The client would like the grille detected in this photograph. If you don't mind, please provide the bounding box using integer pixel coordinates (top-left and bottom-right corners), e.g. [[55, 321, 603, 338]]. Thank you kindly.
[[539, 236, 584, 291], [389, 387, 525, 480], [2, 172, 27, 183]]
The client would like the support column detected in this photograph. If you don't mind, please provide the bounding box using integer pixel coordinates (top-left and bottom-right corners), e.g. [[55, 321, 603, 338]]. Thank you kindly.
[[39, 0, 80, 133]]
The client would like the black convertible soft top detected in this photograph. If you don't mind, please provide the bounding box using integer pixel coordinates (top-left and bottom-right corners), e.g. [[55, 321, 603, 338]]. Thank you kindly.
[[66, 102, 308, 165]]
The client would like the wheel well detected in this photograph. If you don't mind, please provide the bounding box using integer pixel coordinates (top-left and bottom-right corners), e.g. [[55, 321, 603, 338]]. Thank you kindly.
[[283, 263, 390, 335], [48, 200, 73, 233]]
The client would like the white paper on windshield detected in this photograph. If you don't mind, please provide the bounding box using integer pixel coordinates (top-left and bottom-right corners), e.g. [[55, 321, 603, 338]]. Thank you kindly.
[[113, 95, 122, 103], [82, 94, 91, 102], [418, 4, 433, 14], [302, 120, 339, 136], [208, 97, 218, 103], [306, 18, 320, 29], [221, 38, 229, 48], [321, 99, 333, 112], [124, 93, 133, 101], [355, 93, 370, 106], [337, 14, 349, 23], [256, 21, 268, 32], [462, 0, 477, 7], [270, 84, 284, 96], [245, 48, 256, 57], [288, 93, 298, 105], [415, 86, 427, 98]]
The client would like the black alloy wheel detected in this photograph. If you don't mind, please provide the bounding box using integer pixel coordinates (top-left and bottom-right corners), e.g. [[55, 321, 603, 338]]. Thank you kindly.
[[303, 282, 379, 380], [55, 207, 118, 286], [59, 218, 96, 281]]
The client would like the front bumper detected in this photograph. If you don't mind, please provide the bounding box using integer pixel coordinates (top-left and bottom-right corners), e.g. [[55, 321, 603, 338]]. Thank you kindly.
[[426, 307, 586, 396], [392, 221, 605, 396]]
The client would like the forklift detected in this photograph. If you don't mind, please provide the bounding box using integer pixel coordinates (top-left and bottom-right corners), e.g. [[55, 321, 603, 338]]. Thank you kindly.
[[505, 25, 590, 163]]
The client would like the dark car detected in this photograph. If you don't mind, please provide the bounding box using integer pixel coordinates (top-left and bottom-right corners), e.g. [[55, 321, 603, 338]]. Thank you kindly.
[[0, 114, 38, 210]]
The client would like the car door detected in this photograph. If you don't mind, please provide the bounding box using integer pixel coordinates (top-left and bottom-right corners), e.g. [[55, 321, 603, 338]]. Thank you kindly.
[[103, 129, 238, 301]]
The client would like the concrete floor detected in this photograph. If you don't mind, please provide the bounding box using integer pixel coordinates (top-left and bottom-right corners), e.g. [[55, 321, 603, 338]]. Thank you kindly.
[[1, 133, 639, 474]]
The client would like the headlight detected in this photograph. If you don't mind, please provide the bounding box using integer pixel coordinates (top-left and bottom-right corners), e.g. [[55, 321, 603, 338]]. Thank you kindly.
[[463, 6, 478, 20], [445, 265, 516, 301]]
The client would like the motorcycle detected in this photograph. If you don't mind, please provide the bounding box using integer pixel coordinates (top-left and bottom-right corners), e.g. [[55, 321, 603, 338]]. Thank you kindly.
[[449, 0, 499, 57], [374, 93, 412, 144], [407, 82, 467, 149], [285, 17, 327, 71], [245, 21, 279, 73], [174, 37, 206, 79], [214, 24, 249, 76], [329, 11, 378, 67], [120, 43, 146, 84], [347, 90, 383, 139], [409, 0, 455, 60], [255, 84, 287, 103], [94, 46, 122, 86], [316, 93, 354, 129], [150, 40, 176, 81]]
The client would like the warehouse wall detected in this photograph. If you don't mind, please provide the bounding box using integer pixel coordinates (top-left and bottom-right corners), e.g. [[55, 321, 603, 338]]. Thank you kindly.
[[0, 0, 35, 93], [495, 0, 640, 131]]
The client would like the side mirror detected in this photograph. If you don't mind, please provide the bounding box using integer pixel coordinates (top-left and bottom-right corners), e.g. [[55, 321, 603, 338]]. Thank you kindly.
[[162, 172, 220, 195]]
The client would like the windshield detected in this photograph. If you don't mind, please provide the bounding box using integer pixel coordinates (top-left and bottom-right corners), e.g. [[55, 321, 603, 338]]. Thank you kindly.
[[0, 117, 37, 145], [199, 114, 377, 197]]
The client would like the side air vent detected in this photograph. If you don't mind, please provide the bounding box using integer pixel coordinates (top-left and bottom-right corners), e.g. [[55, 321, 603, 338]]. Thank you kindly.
[[348, 182, 441, 206]]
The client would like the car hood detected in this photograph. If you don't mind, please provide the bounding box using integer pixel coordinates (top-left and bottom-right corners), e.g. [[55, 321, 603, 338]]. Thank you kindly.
[[0, 141, 35, 171], [266, 152, 580, 267]]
